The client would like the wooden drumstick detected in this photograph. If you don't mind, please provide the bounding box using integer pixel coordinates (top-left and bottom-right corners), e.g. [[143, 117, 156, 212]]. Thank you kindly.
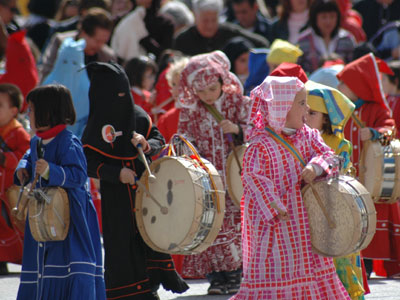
[[137, 144, 157, 183], [309, 183, 336, 229], [13, 139, 44, 220], [136, 180, 168, 214]]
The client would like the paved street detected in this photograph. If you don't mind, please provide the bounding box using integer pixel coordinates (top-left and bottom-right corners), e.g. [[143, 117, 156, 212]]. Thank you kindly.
[[1, 263, 400, 299]]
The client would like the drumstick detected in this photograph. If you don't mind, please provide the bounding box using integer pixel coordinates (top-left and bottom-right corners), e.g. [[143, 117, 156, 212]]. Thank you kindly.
[[132, 131, 156, 183], [136, 180, 168, 215], [309, 183, 336, 229], [226, 133, 242, 174], [137, 144, 157, 183], [13, 139, 44, 220]]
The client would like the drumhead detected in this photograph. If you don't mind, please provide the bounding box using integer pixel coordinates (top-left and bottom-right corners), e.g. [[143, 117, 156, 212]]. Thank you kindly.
[[226, 145, 247, 207], [360, 141, 384, 201], [136, 156, 225, 254], [302, 176, 376, 257], [28, 187, 70, 242]]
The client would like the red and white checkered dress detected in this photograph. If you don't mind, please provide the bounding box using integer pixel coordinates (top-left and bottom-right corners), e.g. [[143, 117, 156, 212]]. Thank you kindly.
[[231, 76, 350, 299]]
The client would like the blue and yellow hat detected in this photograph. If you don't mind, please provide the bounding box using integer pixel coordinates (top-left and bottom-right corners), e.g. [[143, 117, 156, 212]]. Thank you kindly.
[[305, 80, 355, 139]]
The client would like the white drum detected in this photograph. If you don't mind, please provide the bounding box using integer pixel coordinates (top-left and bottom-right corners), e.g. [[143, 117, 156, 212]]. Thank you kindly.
[[135, 156, 225, 254], [359, 140, 400, 203]]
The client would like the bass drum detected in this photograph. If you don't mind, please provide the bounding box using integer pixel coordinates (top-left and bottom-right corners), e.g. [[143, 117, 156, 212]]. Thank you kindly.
[[135, 156, 225, 254], [226, 144, 247, 207], [302, 175, 376, 257], [359, 140, 400, 203]]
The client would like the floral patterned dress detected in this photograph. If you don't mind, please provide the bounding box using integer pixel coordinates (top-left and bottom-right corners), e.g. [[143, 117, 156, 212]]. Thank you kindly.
[[177, 92, 250, 277]]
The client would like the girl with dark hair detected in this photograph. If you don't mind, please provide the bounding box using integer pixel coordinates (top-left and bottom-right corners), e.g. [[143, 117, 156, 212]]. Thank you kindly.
[[15, 84, 106, 300], [297, 0, 356, 73], [269, 0, 312, 44], [124, 55, 157, 117]]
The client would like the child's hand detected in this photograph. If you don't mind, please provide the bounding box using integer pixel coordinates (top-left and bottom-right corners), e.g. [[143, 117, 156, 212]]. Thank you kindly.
[[119, 167, 137, 185], [36, 159, 49, 176], [16, 168, 29, 184], [131, 132, 150, 152], [301, 165, 317, 184], [219, 120, 239, 135], [360, 128, 372, 141]]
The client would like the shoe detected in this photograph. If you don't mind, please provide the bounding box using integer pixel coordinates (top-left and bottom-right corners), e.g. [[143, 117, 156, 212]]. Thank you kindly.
[[0, 262, 9, 275], [226, 280, 240, 294], [207, 280, 226, 295]]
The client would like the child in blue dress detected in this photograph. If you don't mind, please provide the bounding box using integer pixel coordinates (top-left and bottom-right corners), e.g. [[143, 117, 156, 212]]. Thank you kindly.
[[15, 84, 106, 300]]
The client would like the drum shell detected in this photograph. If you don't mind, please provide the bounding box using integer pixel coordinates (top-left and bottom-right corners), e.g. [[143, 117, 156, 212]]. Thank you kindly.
[[359, 140, 400, 204], [6, 184, 30, 232], [302, 176, 376, 257], [28, 187, 70, 242], [226, 145, 247, 207], [135, 156, 225, 255]]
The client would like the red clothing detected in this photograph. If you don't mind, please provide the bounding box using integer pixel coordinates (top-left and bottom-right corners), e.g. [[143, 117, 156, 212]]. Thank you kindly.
[[0, 119, 30, 263], [154, 67, 174, 115], [343, 102, 394, 175], [131, 88, 153, 117], [156, 107, 180, 143], [344, 101, 400, 277], [0, 31, 38, 113], [386, 95, 400, 138], [177, 92, 250, 278]]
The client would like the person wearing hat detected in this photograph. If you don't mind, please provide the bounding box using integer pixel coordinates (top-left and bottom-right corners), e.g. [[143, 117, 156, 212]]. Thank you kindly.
[[82, 62, 189, 300], [337, 53, 400, 281], [231, 75, 351, 299], [266, 39, 303, 73], [306, 81, 366, 300]]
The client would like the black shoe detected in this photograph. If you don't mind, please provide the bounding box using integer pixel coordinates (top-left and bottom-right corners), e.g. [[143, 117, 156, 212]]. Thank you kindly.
[[0, 262, 9, 275], [207, 280, 227, 295], [226, 280, 240, 294], [224, 269, 242, 294]]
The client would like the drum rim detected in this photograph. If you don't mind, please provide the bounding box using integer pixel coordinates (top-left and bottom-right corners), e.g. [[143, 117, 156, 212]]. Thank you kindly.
[[135, 156, 226, 255], [302, 175, 376, 257]]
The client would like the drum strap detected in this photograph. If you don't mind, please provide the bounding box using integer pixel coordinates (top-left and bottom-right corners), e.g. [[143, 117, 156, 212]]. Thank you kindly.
[[264, 126, 306, 167], [201, 102, 243, 173], [264, 126, 336, 228]]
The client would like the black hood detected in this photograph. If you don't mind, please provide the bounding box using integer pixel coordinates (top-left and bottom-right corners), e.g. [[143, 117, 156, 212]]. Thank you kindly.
[[82, 62, 138, 159]]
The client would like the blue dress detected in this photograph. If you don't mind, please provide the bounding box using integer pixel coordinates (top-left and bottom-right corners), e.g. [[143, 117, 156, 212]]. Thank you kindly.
[[15, 129, 105, 300]]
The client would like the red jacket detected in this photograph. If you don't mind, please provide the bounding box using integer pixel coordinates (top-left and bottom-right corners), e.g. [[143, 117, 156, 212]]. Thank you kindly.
[[343, 101, 394, 175]]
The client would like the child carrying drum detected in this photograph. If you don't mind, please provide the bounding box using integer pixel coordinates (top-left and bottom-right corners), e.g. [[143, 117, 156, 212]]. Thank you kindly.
[[0, 84, 30, 275], [305, 81, 366, 300], [15, 84, 105, 300], [231, 76, 350, 299], [177, 50, 250, 295], [336, 54, 399, 279]]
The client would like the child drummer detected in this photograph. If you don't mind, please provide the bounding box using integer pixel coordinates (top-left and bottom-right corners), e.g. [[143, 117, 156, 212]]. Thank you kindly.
[[305, 81, 366, 300], [231, 76, 350, 299], [337, 54, 400, 279], [177, 50, 250, 295]]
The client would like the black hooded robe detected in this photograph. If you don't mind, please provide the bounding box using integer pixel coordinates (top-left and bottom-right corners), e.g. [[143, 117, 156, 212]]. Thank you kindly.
[[82, 62, 188, 300]]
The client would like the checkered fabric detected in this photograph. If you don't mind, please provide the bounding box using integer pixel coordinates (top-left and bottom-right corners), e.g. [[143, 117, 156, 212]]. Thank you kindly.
[[178, 50, 243, 108], [231, 77, 350, 299]]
